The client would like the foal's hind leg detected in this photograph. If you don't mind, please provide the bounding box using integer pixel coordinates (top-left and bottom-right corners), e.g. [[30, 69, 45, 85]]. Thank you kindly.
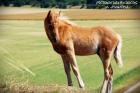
[[99, 48, 113, 93], [106, 65, 113, 93]]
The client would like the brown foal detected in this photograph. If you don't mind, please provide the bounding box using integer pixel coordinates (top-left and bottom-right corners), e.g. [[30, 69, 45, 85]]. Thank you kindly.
[[44, 10, 123, 93]]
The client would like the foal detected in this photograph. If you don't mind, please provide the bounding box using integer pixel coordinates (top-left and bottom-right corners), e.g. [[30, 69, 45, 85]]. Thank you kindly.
[[44, 10, 123, 93]]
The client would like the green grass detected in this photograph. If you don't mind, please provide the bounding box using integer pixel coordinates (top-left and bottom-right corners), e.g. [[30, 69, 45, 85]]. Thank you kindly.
[[0, 20, 140, 90]]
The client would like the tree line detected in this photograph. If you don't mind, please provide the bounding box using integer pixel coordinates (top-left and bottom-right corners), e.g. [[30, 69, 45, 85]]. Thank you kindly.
[[0, 0, 139, 9]]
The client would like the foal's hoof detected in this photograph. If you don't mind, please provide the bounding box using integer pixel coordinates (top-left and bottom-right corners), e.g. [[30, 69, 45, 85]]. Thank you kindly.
[[68, 84, 73, 86], [79, 86, 85, 90]]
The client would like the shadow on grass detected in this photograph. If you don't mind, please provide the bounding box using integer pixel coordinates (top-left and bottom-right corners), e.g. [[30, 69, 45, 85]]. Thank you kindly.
[[113, 66, 140, 93]]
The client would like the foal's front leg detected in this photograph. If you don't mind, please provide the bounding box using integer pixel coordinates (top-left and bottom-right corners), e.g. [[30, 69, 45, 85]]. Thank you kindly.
[[61, 55, 73, 86], [67, 51, 85, 88]]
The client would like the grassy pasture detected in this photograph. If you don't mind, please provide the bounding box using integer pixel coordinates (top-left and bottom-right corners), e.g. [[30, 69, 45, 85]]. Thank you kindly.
[[0, 19, 140, 92]]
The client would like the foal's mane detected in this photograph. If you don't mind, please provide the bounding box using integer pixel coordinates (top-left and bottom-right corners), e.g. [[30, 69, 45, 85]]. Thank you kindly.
[[58, 14, 76, 26]]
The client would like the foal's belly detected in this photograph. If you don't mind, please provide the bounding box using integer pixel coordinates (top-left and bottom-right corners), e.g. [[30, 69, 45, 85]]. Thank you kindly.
[[74, 44, 98, 56]]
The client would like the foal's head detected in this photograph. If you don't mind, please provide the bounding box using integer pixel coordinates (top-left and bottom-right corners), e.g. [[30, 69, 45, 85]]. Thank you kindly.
[[44, 10, 61, 44]]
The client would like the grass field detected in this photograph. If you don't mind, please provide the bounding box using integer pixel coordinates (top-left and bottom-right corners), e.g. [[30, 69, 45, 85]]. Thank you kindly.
[[0, 19, 140, 92]]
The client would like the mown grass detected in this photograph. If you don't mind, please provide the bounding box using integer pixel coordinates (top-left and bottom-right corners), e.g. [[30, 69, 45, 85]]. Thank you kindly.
[[0, 20, 140, 92]]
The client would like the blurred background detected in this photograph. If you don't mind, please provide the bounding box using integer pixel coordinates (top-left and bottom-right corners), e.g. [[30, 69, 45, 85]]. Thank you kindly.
[[0, 0, 140, 9]]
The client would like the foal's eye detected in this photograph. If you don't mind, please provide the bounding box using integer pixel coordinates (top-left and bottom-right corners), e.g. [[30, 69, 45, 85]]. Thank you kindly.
[[49, 25, 53, 29]]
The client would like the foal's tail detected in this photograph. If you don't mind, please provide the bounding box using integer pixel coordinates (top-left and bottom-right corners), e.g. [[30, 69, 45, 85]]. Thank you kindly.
[[114, 34, 123, 67]]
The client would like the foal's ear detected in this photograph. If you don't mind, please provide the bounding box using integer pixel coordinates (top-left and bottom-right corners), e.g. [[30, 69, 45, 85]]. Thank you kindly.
[[58, 10, 61, 16], [47, 10, 51, 17]]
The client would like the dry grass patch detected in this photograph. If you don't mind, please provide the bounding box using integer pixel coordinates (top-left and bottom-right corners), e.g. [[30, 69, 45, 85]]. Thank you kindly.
[[0, 83, 96, 93], [0, 8, 140, 20]]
